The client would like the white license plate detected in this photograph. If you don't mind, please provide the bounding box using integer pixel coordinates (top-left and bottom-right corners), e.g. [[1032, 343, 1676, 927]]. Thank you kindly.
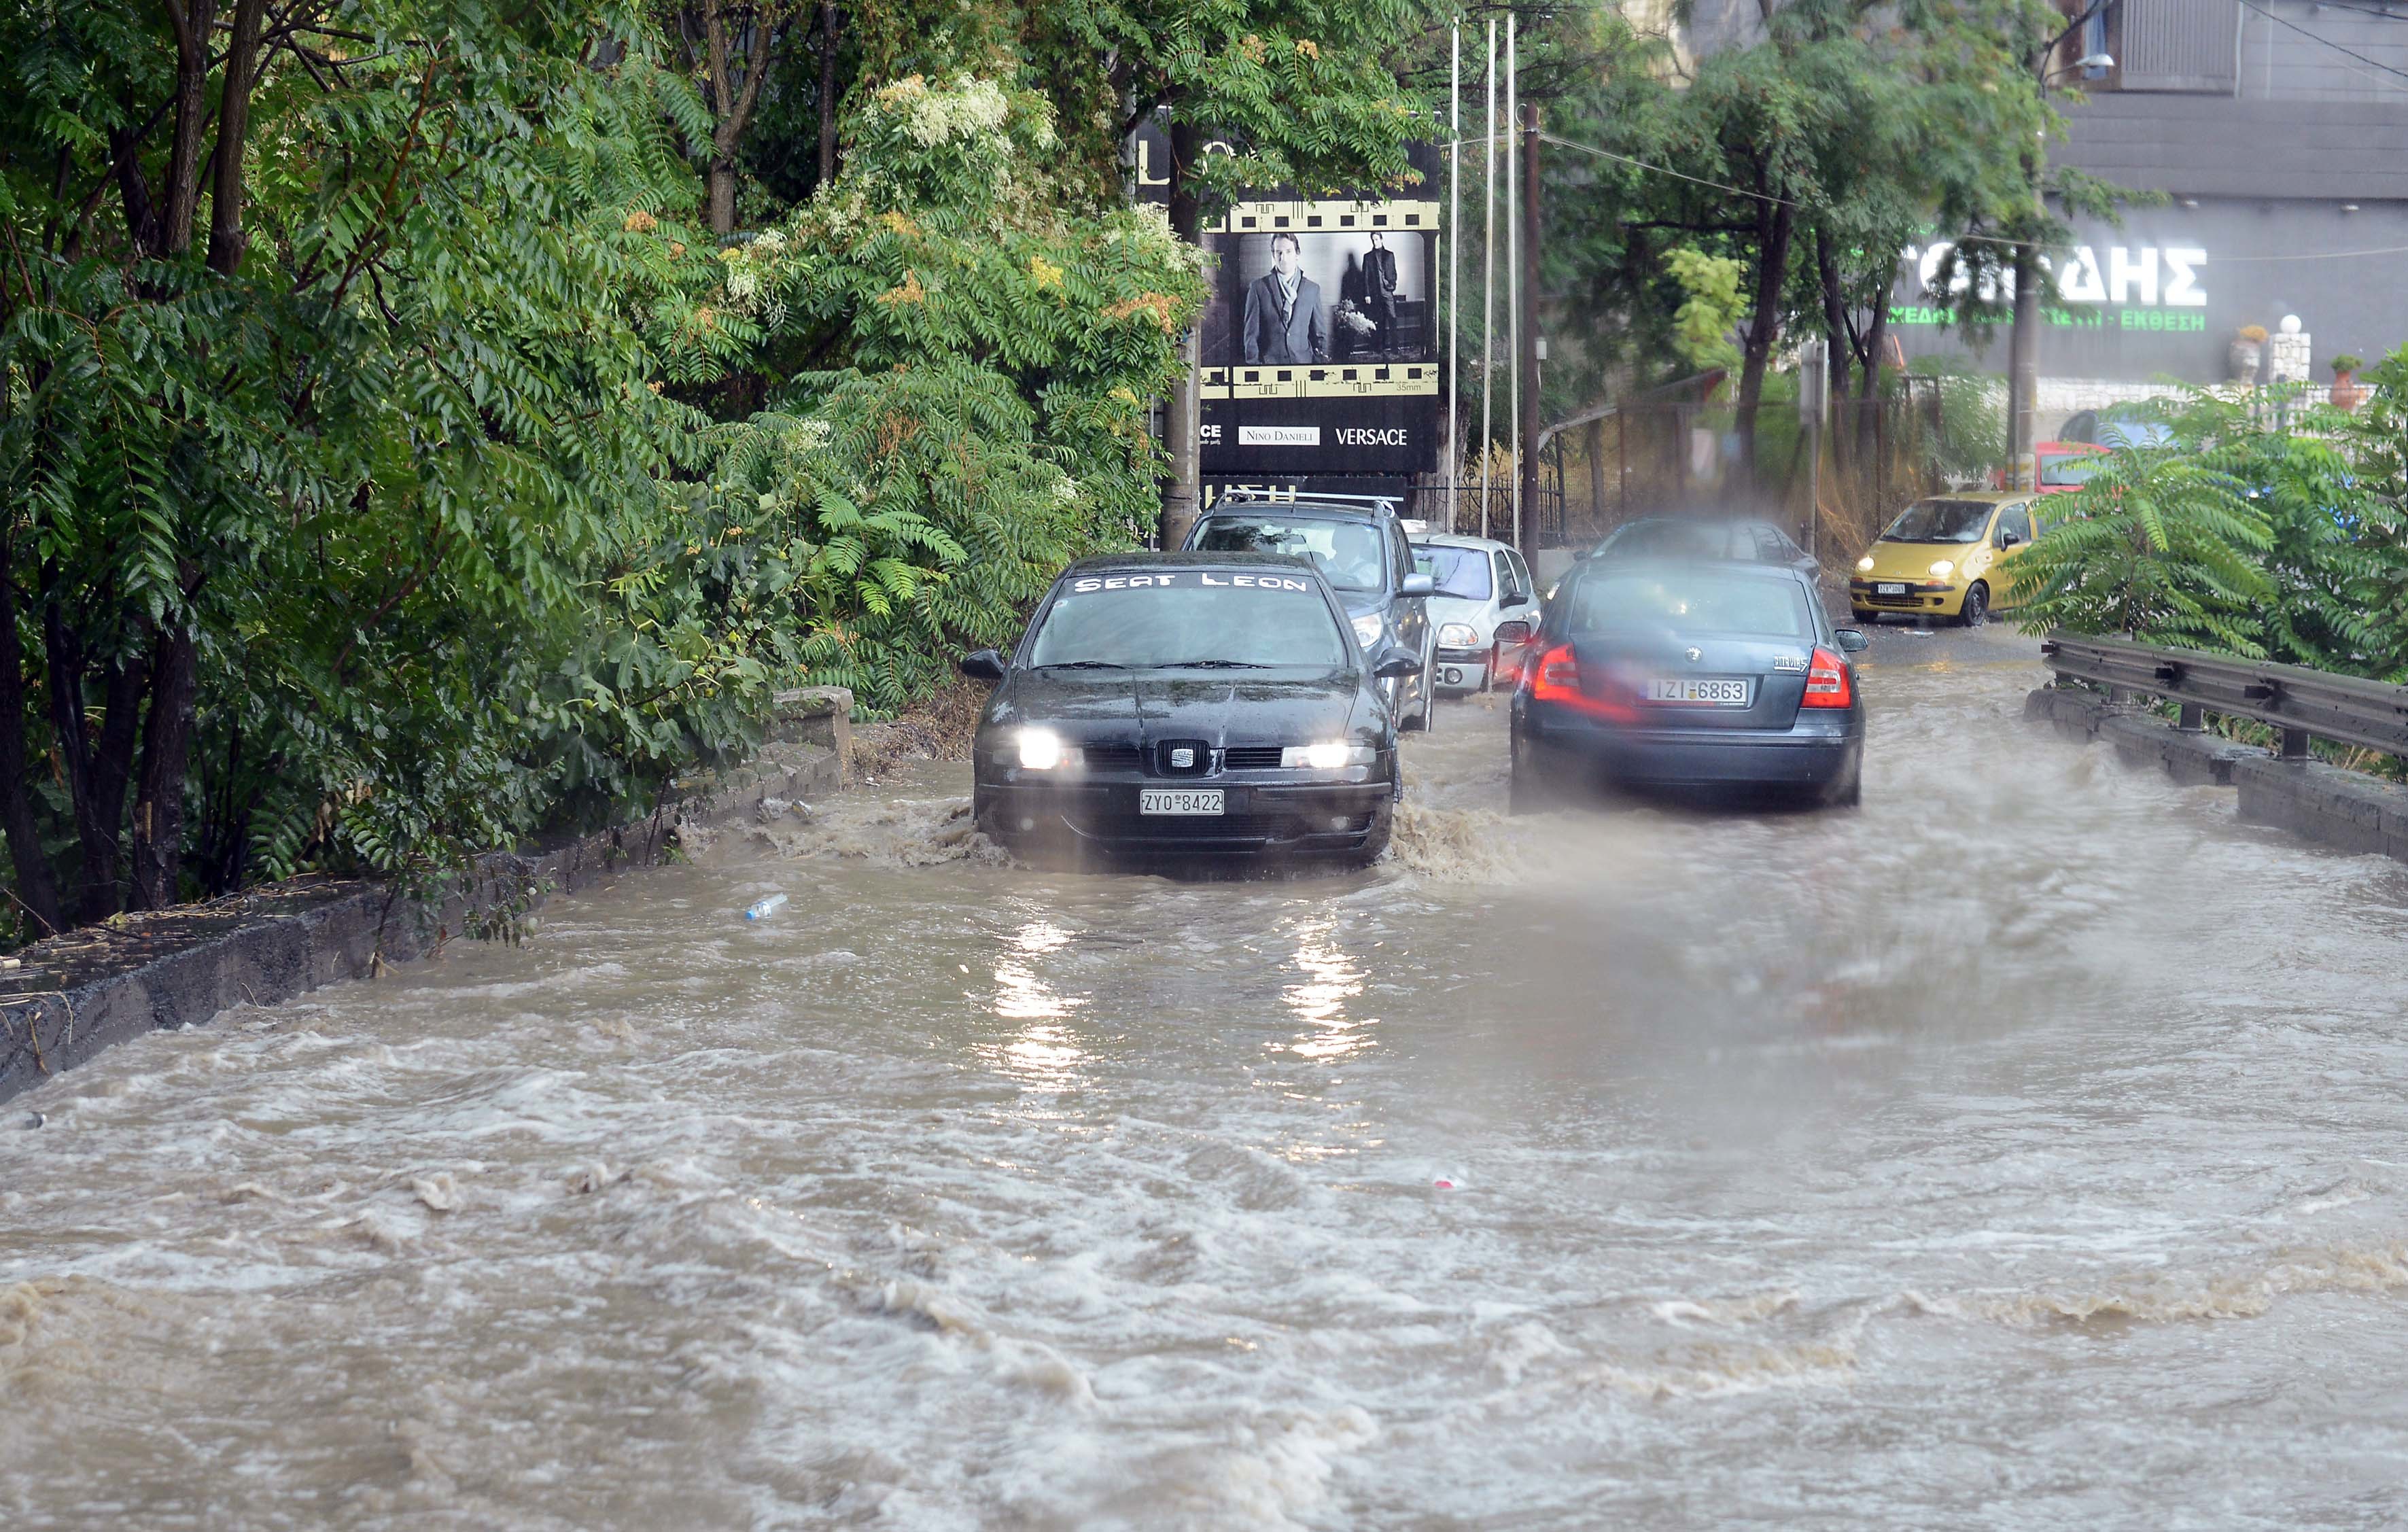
[[1646, 677, 1751, 706], [1874, 582, 1906, 596], [1139, 788, 1224, 816]]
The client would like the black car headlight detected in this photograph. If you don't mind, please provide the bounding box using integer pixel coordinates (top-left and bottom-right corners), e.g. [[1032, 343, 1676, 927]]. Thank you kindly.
[[1015, 728, 1081, 769], [1281, 743, 1377, 769]]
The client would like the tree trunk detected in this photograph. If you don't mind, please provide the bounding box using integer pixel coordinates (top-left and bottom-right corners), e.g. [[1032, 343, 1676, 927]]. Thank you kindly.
[[1160, 114, 1204, 552], [1734, 197, 1795, 488], [160, 0, 220, 257], [44, 605, 147, 924], [1813, 228, 1852, 488], [0, 549, 62, 935], [709, 158, 737, 235], [206, 0, 268, 277], [817, 3, 841, 189], [129, 627, 198, 910]]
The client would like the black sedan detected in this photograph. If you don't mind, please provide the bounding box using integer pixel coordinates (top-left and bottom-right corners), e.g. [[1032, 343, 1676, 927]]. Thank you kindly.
[[960, 552, 1423, 865], [1510, 558, 1867, 811]]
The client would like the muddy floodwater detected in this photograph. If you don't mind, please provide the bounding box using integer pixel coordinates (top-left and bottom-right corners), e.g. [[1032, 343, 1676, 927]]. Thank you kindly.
[[7, 626, 2408, 1529]]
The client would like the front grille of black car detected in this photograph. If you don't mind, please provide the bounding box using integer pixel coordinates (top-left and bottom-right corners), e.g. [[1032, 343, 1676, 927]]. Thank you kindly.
[[1081, 742, 1144, 770], [1153, 739, 1212, 776], [1062, 810, 1376, 841], [1221, 746, 1285, 770]]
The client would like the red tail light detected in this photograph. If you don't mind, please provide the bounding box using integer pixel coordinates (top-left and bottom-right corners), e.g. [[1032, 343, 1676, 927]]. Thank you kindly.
[[1529, 642, 1580, 700], [1802, 646, 1853, 708], [1526, 642, 1637, 721]]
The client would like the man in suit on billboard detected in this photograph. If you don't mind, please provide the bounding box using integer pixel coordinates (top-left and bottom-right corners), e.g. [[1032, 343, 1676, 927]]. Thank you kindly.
[[1241, 232, 1326, 365], [1363, 231, 1399, 358]]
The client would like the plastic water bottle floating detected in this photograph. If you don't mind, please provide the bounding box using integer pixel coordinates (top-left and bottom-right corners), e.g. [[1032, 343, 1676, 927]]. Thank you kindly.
[[744, 893, 788, 921]]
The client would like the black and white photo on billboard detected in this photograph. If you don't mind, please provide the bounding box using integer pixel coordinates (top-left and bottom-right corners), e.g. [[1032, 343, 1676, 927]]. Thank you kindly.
[[1208, 228, 1432, 367]]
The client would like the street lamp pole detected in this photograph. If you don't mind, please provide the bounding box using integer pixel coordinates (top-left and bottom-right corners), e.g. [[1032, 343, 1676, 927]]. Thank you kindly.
[[2007, 26, 2114, 491]]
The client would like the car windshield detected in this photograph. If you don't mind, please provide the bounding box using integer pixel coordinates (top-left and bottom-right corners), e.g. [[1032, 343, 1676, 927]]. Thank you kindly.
[[1192, 516, 1387, 592], [1565, 569, 1814, 639], [1412, 544, 1492, 600], [1026, 572, 1349, 669], [1597, 521, 1730, 560], [1881, 500, 1994, 544], [2039, 455, 2104, 487]]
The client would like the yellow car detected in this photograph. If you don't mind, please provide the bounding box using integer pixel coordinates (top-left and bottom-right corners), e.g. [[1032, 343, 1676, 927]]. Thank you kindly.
[[1849, 492, 2048, 627]]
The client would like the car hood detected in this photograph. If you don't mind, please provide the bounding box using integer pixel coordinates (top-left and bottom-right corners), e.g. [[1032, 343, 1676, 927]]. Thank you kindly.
[[1860, 540, 1991, 581], [986, 668, 1365, 746], [1428, 593, 1497, 638]]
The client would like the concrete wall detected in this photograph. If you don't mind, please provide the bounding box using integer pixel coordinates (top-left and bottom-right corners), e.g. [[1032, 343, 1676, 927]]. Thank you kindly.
[[0, 688, 852, 1107], [2026, 684, 2408, 865]]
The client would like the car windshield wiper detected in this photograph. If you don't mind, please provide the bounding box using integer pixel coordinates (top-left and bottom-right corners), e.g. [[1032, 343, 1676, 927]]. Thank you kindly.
[[1034, 660, 1128, 669], [1160, 659, 1273, 669]]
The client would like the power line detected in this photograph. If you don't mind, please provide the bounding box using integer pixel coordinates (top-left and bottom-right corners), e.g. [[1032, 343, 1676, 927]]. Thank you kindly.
[[2235, 0, 2408, 84], [1538, 128, 2408, 264]]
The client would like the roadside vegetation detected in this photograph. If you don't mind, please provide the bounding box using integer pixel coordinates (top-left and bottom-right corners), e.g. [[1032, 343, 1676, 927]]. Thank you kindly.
[[2012, 347, 2408, 684], [0, 1, 1429, 940]]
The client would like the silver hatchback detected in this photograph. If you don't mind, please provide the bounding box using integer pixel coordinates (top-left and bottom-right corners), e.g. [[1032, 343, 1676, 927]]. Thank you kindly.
[[1410, 534, 1542, 694]]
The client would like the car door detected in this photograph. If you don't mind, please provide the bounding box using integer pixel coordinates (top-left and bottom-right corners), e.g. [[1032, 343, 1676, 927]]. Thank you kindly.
[[1989, 502, 2034, 608], [1389, 519, 1429, 656]]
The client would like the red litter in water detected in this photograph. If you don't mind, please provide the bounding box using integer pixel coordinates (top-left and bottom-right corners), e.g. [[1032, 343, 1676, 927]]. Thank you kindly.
[[1433, 1179, 1454, 1189]]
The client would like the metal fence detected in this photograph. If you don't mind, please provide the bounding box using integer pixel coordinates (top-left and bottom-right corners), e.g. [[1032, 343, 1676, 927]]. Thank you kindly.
[[2040, 633, 2408, 759]]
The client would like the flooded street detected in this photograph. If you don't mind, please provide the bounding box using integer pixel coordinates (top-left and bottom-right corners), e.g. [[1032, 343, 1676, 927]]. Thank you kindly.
[[7, 625, 2408, 1529]]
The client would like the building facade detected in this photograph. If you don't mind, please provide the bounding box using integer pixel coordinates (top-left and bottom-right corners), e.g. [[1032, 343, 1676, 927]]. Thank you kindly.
[[1900, 0, 2408, 431]]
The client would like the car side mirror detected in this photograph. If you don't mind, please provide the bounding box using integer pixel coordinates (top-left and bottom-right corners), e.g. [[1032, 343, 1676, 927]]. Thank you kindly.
[[1835, 628, 1870, 653], [958, 649, 1009, 682], [1371, 646, 1423, 680], [1399, 573, 1436, 597], [1997, 532, 2021, 549], [1570, 548, 1591, 562]]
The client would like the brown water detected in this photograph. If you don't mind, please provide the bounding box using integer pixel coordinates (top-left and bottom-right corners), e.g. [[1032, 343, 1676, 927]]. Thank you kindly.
[[7, 627, 2408, 1529]]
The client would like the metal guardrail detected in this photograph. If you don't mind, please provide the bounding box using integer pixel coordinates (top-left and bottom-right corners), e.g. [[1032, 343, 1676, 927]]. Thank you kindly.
[[2039, 633, 2408, 759]]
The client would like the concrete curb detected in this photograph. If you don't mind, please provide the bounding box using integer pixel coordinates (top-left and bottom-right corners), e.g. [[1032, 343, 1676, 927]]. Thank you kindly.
[[2026, 683, 2408, 865], [0, 687, 852, 1107]]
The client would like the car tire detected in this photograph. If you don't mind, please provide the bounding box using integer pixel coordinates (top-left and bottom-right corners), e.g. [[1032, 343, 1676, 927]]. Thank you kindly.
[[1852, 608, 1879, 627], [1959, 582, 1989, 627], [1509, 755, 1557, 816], [1352, 802, 1394, 866]]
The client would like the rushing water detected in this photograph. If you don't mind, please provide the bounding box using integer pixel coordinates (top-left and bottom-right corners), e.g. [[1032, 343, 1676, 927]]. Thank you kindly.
[[7, 627, 2408, 1529]]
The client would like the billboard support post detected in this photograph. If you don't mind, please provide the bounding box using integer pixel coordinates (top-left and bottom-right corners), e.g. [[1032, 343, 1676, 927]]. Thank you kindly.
[[1447, 20, 1461, 534]]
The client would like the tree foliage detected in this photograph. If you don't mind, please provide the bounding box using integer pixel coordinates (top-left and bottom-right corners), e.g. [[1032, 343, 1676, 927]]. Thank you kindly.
[[2014, 349, 2408, 682], [0, 4, 1207, 939]]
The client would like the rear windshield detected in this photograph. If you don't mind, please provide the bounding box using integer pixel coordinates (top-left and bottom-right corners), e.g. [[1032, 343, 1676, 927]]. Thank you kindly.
[[1192, 515, 1387, 592], [1412, 544, 1493, 600], [1028, 572, 1349, 669], [1596, 520, 1732, 560], [2039, 455, 2104, 487], [1881, 500, 1994, 544], [1563, 569, 1814, 640]]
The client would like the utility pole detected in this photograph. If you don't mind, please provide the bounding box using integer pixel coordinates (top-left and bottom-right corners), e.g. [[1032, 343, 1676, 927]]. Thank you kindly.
[[1479, 19, 1496, 540], [1516, 99, 1541, 561], [1504, 14, 1519, 551]]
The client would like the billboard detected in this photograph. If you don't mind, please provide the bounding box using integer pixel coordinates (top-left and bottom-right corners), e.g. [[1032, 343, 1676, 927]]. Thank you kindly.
[[1892, 198, 2408, 384], [1132, 132, 1444, 483]]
